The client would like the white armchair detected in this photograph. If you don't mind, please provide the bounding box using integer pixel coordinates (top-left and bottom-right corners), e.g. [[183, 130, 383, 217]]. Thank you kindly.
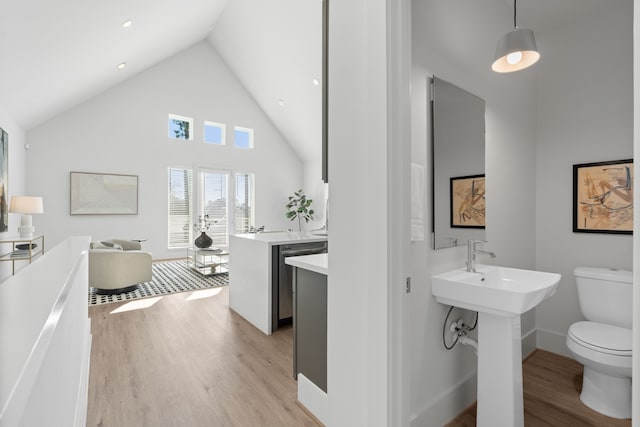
[[89, 239, 152, 294]]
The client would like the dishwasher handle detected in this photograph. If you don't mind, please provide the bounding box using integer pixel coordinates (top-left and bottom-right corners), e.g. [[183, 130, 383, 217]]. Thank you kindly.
[[281, 248, 325, 257]]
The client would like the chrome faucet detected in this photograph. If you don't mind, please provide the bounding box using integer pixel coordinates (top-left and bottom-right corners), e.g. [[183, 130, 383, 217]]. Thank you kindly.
[[466, 240, 496, 273]]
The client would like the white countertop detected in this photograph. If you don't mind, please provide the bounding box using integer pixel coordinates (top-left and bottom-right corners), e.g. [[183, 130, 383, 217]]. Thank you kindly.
[[232, 231, 328, 245], [285, 253, 328, 276]]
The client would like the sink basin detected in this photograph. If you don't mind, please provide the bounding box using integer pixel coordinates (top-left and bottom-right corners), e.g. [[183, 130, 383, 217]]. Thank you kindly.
[[433, 265, 561, 426], [432, 265, 561, 316]]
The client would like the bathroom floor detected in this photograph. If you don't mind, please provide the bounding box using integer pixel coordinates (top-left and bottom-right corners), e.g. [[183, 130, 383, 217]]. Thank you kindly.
[[446, 349, 631, 427]]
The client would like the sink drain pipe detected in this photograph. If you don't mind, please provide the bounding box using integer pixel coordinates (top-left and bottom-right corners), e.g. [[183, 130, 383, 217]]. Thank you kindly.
[[458, 334, 478, 355], [442, 305, 478, 354]]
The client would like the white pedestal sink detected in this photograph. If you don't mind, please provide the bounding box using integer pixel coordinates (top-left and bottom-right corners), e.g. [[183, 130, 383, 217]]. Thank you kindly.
[[432, 265, 561, 427]]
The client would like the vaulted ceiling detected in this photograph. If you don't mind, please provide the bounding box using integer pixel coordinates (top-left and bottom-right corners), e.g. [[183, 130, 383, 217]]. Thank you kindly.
[[0, 0, 611, 163], [1, 0, 321, 162]]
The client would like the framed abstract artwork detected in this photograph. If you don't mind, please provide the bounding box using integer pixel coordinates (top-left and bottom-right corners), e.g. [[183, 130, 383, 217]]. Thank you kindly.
[[450, 174, 485, 228], [70, 172, 138, 215], [0, 128, 7, 231], [573, 159, 633, 234]]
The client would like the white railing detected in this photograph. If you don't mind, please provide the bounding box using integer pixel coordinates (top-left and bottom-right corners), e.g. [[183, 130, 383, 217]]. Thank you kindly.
[[0, 236, 91, 427]]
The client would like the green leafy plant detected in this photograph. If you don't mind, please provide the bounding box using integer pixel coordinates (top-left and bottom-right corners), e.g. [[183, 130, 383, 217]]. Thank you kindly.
[[286, 189, 314, 231]]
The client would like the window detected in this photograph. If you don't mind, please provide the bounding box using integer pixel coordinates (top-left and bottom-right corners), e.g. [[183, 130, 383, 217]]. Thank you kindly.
[[235, 173, 254, 233], [168, 167, 193, 248], [200, 170, 229, 247], [168, 114, 193, 141], [234, 126, 254, 149], [204, 121, 225, 145], [168, 167, 255, 249]]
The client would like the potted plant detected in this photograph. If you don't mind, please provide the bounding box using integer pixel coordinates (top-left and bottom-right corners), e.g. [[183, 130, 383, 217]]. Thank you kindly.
[[286, 189, 314, 231], [193, 214, 218, 248]]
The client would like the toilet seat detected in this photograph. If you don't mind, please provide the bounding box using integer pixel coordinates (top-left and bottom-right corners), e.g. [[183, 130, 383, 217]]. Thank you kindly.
[[568, 321, 632, 356], [567, 321, 632, 377]]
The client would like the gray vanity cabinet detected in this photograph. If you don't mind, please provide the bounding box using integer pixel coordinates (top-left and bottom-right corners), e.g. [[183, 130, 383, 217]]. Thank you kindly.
[[294, 267, 327, 392]]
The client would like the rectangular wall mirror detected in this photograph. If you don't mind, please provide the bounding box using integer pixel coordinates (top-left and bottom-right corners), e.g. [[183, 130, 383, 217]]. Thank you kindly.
[[431, 76, 486, 249]]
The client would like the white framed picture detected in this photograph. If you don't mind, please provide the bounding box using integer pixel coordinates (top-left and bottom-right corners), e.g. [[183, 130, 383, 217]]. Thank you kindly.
[[70, 171, 138, 215]]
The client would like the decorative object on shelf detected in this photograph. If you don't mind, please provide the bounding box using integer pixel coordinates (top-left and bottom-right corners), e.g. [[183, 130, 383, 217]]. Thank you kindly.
[[10, 250, 30, 258], [186, 247, 229, 276], [286, 189, 314, 231], [9, 196, 44, 238], [573, 159, 633, 234], [0, 128, 7, 232], [194, 232, 213, 249], [15, 243, 37, 250], [208, 262, 219, 273], [193, 214, 220, 248], [0, 234, 45, 275]]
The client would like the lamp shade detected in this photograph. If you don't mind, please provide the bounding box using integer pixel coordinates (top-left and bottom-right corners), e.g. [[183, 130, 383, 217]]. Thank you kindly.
[[9, 196, 44, 214], [491, 28, 540, 73]]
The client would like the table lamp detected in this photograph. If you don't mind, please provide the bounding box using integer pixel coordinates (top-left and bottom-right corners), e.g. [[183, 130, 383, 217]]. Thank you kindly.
[[9, 196, 44, 238]]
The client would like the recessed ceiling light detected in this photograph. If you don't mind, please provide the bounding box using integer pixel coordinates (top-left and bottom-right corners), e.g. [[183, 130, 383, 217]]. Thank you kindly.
[[312, 78, 320, 86], [122, 19, 133, 28], [117, 62, 127, 70], [278, 99, 285, 107]]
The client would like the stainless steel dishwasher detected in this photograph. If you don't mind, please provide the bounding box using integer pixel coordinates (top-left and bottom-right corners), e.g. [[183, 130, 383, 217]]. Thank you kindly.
[[272, 241, 328, 331]]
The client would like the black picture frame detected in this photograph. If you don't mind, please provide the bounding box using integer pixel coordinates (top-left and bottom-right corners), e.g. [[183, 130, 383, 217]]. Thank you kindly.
[[572, 159, 633, 234], [450, 174, 485, 229]]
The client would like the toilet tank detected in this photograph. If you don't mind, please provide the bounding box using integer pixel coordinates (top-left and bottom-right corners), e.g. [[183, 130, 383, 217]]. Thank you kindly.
[[574, 267, 632, 329]]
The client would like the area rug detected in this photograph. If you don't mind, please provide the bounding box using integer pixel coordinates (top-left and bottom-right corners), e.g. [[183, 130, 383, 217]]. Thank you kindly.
[[88, 260, 228, 306]]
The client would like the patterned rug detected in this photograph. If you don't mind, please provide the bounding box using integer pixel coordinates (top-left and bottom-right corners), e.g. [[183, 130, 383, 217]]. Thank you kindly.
[[88, 260, 228, 306]]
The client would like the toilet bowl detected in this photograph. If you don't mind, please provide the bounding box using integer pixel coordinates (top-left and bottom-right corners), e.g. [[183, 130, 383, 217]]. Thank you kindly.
[[566, 267, 632, 419]]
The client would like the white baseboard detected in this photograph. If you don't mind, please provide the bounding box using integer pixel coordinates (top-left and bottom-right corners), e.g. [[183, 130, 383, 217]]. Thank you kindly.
[[410, 328, 571, 427], [297, 374, 328, 425], [410, 371, 477, 427], [521, 328, 537, 358], [536, 328, 571, 357]]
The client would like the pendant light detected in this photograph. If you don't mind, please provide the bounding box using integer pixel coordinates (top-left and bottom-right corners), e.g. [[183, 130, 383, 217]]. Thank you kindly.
[[491, 0, 540, 73]]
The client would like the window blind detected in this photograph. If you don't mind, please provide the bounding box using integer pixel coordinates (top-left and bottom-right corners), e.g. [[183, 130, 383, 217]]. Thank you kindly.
[[168, 167, 193, 248], [235, 173, 254, 233]]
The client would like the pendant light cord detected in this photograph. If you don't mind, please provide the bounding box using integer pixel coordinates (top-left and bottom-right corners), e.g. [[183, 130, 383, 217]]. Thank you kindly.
[[513, 0, 518, 29]]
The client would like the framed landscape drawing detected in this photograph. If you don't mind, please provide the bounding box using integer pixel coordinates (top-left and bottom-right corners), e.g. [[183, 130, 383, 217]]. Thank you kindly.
[[450, 174, 485, 228], [70, 172, 138, 215], [573, 159, 633, 234], [0, 128, 7, 231]]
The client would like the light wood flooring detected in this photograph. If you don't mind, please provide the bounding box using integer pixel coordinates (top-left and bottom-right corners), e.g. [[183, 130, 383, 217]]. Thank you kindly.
[[445, 349, 632, 427], [86, 286, 319, 427], [88, 286, 632, 427]]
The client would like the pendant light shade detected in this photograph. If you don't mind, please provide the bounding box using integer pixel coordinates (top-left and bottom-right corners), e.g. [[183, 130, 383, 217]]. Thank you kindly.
[[491, 0, 540, 73]]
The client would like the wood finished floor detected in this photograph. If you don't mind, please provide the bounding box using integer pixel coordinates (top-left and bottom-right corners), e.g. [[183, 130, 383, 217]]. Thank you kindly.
[[88, 286, 632, 427], [445, 349, 632, 427], [87, 286, 320, 427]]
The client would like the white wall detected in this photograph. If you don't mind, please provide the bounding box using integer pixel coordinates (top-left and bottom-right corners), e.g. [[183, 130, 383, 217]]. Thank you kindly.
[[25, 41, 304, 260], [326, 0, 391, 425], [633, 1, 639, 423], [410, 1, 538, 425], [302, 158, 327, 232], [0, 105, 27, 281], [534, 1, 634, 356]]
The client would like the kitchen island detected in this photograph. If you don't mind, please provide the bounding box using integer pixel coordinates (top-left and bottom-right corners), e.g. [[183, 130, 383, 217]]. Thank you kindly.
[[228, 232, 328, 335]]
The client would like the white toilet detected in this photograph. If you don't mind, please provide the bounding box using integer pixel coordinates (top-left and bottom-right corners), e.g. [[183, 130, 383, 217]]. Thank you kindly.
[[566, 267, 632, 419]]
